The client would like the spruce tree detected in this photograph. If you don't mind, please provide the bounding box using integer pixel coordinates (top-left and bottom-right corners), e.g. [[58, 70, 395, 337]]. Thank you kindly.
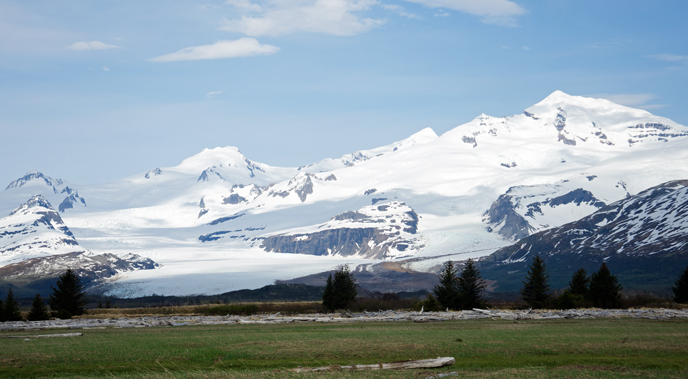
[[457, 259, 486, 309], [322, 273, 335, 312], [331, 265, 357, 310], [520, 255, 550, 309], [3, 287, 22, 321], [673, 265, 688, 304], [49, 269, 88, 318], [588, 263, 623, 309], [27, 294, 50, 321], [568, 268, 590, 297], [433, 261, 460, 310]]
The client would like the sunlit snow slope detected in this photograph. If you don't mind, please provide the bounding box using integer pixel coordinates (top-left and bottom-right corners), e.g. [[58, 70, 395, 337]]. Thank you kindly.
[[2, 91, 687, 296]]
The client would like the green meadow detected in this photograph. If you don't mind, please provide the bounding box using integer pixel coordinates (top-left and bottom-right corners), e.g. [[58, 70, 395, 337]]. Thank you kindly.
[[1, 318, 687, 378]]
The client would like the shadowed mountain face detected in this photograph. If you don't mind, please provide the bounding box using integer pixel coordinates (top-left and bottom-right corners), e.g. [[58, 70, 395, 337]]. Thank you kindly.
[[478, 180, 688, 293]]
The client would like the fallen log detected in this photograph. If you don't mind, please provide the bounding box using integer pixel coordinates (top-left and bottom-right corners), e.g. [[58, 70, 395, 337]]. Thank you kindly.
[[291, 357, 455, 372], [1, 332, 83, 339]]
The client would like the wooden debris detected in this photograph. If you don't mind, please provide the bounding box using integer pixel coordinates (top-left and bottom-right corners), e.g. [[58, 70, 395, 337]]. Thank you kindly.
[[1, 332, 83, 339], [291, 357, 455, 372], [1, 308, 687, 332]]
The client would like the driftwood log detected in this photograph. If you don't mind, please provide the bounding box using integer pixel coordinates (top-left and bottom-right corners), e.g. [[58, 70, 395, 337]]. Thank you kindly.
[[0, 332, 83, 339], [291, 357, 455, 372]]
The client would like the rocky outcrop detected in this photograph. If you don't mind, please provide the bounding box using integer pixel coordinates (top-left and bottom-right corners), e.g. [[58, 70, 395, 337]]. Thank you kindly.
[[267, 173, 315, 203], [58, 187, 86, 212], [197, 167, 224, 182], [484, 185, 607, 241], [260, 202, 423, 259], [144, 168, 162, 179]]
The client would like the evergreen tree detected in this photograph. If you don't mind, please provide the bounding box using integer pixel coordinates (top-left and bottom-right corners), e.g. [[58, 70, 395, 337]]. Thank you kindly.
[[0, 298, 4, 322], [49, 269, 88, 318], [322, 273, 335, 312], [433, 261, 460, 310], [588, 263, 623, 309], [520, 255, 550, 309], [27, 294, 50, 321], [329, 265, 357, 310], [568, 268, 590, 297], [673, 265, 688, 303], [457, 259, 486, 309], [3, 287, 22, 321]]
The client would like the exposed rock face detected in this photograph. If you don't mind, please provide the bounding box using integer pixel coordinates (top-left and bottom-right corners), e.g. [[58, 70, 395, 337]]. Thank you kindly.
[[58, 187, 86, 212], [483, 185, 607, 241], [267, 173, 315, 203], [223, 184, 264, 205], [483, 194, 535, 241], [0, 251, 159, 291], [197, 167, 224, 182], [0, 195, 82, 263], [479, 180, 688, 292], [260, 201, 423, 259], [144, 168, 163, 179]]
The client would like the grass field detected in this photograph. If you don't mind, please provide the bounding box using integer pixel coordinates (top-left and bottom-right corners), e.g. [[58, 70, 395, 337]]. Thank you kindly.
[[1, 318, 687, 378]]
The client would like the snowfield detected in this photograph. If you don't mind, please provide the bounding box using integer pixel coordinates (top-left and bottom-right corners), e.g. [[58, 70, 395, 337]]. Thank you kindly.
[[2, 91, 688, 297]]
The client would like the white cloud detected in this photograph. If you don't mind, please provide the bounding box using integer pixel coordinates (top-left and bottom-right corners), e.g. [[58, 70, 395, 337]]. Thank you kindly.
[[434, 10, 449, 17], [206, 90, 224, 98], [225, 0, 263, 12], [400, 0, 525, 26], [592, 93, 667, 110], [522, 46, 530, 51], [382, 4, 420, 19], [149, 38, 279, 62], [102, 66, 110, 71], [220, 0, 384, 36], [648, 54, 688, 63], [67, 41, 120, 51]]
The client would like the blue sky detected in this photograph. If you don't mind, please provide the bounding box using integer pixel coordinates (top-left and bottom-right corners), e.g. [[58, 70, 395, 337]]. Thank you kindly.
[[1, 0, 687, 186]]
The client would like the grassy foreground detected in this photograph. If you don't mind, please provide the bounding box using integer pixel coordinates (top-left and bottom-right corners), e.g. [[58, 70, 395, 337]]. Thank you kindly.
[[1, 318, 687, 378]]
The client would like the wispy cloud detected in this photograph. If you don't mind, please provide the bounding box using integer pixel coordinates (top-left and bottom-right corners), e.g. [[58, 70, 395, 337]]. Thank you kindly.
[[400, 0, 526, 26], [225, 0, 262, 12], [149, 38, 279, 62], [206, 90, 224, 98], [591, 93, 667, 110], [67, 41, 120, 51], [382, 4, 420, 19], [102, 66, 110, 71], [648, 53, 688, 63], [434, 10, 450, 17], [220, 0, 384, 36]]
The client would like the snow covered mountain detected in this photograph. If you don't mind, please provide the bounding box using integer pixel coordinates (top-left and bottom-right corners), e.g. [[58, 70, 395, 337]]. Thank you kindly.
[[0, 194, 158, 294], [479, 179, 688, 293], [0, 195, 83, 265], [1, 91, 688, 297]]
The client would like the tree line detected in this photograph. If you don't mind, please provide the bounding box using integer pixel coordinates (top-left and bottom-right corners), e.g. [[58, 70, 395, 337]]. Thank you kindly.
[[320, 258, 688, 312], [0, 269, 88, 322], [427, 256, 688, 310]]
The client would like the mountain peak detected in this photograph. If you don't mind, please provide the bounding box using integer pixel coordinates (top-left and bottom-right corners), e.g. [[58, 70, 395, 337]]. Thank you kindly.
[[9, 194, 54, 216], [177, 146, 247, 172], [5, 171, 65, 192], [528, 90, 652, 118]]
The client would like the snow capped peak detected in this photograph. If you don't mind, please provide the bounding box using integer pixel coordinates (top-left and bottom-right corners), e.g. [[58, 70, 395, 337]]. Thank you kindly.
[[9, 194, 54, 216], [526, 90, 652, 120], [5, 171, 65, 192], [177, 146, 248, 172]]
